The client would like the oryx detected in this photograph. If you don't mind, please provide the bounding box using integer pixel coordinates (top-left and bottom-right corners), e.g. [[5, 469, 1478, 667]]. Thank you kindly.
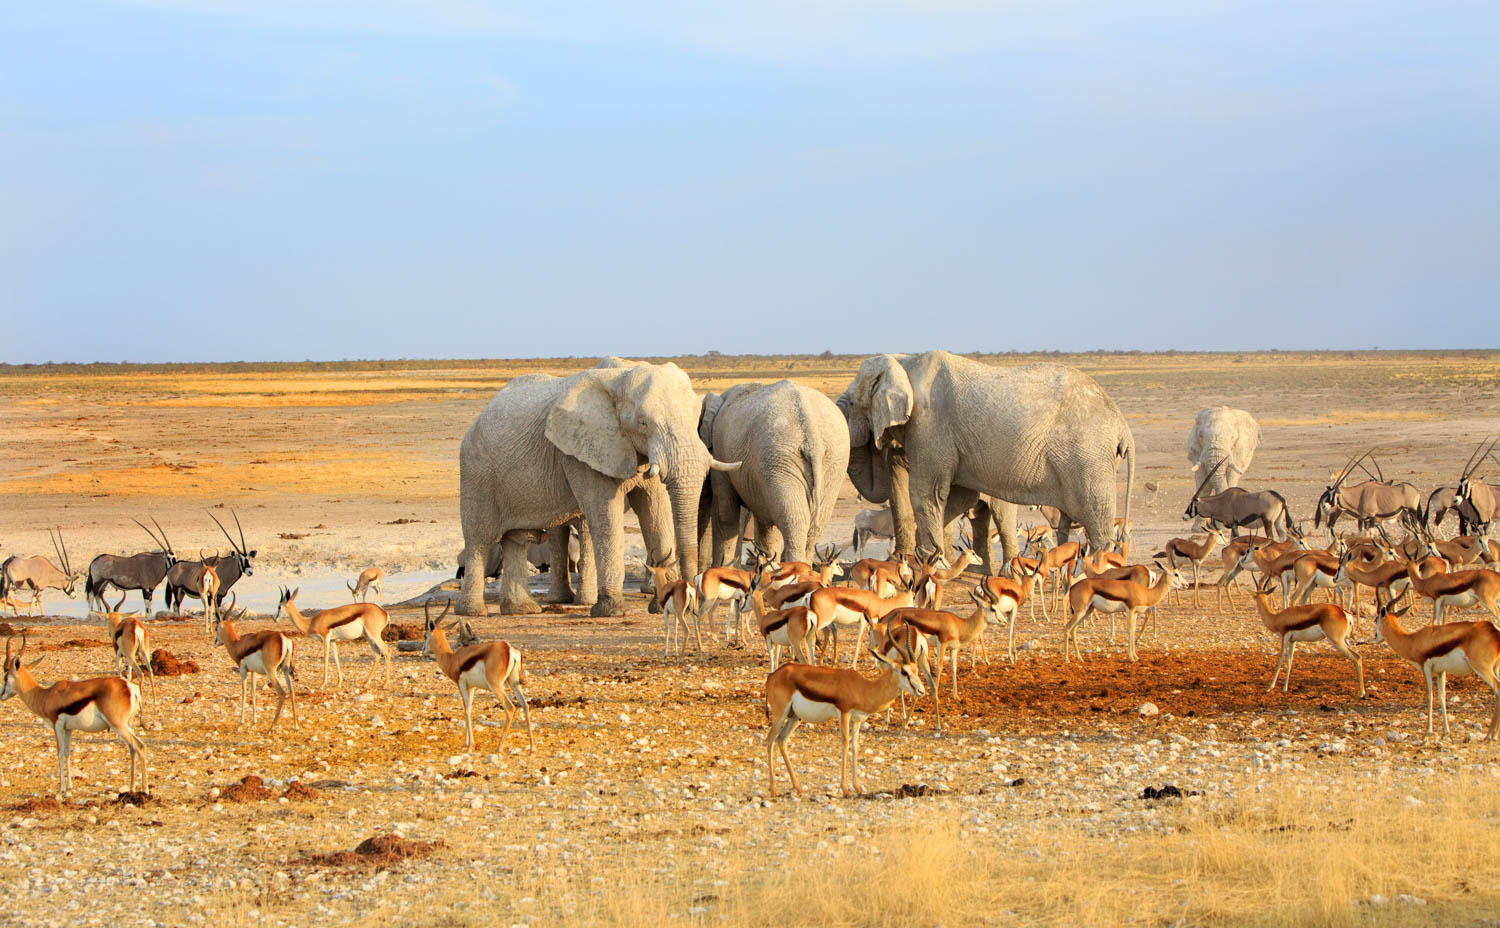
[[0, 528, 81, 616], [84, 518, 177, 614], [1314, 450, 1421, 534], [1182, 458, 1293, 540]]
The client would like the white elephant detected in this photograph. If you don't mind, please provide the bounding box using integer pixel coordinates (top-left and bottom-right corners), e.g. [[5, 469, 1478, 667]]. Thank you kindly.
[[837, 351, 1134, 568], [1187, 406, 1260, 494], [458, 359, 739, 616], [698, 380, 849, 565]]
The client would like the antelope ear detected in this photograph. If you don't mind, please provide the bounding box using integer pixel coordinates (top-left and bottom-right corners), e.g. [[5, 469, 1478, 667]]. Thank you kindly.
[[545, 372, 638, 481], [26, 655, 45, 668]]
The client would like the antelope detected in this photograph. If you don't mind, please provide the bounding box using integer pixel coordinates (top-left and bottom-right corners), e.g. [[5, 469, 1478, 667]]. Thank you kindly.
[[1334, 550, 1415, 618], [1287, 550, 1348, 607], [868, 618, 933, 729], [1036, 541, 1082, 612], [166, 511, 257, 614], [1314, 450, 1421, 533], [806, 585, 916, 667], [1062, 562, 1182, 662], [1446, 437, 1500, 536], [762, 637, 927, 798], [975, 563, 1043, 663], [1, 634, 148, 797], [1245, 578, 1363, 697], [647, 557, 699, 657], [1182, 458, 1294, 540], [277, 587, 392, 689], [851, 506, 895, 555], [85, 518, 176, 614], [97, 593, 155, 716], [746, 588, 815, 669], [1074, 560, 1173, 641], [882, 595, 990, 734], [213, 597, 298, 729], [0, 529, 80, 616], [1161, 528, 1223, 606], [847, 557, 915, 594], [163, 548, 216, 621], [693, 564, 755, 647], [422, 601, 534, 753], [1375, 595, 1500, 740], [913, 544, 981, 610], [1215, 534, 1285, 614], [347, 567, 384, 603], [198, 565, 221, 631], [1404, 563, 1500, 626]]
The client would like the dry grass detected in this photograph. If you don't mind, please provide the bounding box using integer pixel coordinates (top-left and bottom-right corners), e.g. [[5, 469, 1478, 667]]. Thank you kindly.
[[372, 774, 1500, 927]]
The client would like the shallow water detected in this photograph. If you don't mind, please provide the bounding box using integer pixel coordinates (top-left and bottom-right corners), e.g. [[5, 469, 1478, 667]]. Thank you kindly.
[[22, 567, 460, 622]]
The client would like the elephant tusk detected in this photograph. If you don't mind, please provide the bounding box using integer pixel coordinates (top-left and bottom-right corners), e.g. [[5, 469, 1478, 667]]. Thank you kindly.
[[646, 462, 661, 480], [708, 457, 743, 473]]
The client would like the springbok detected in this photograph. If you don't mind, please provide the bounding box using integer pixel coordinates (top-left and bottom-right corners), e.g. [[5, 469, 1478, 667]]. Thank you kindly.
[[422, 601, 533, 753], [97, 592, 155, 717], [277, 587, 392, 689], [762, 637, 927, 798], [1249, 578, 1364, 698], [347, 567, 384, 603], [1375, 595, 1500, 740], [1, 633, 148, 797], [213, 597, 298, 730], [1062, 562, 1182, 662], [1162, 528, 1224, 607], [646, 557, 699, 656]]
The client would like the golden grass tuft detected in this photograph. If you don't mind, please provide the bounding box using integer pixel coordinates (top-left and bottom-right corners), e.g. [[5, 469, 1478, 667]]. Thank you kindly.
[[388, 774, 1500, 927]]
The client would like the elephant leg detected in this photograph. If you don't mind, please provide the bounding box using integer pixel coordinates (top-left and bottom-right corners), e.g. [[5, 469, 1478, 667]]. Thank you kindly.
[[629, 483, 674, 613], [497, 532, 541, 615], [992, 499, 1021, 568], [545, 526, 576, 605], [907, 460, 954, 558], [709, 473, 741, 568], [458, 540, 494, 617], [565, 462, 628, 616], [888, 450, 918, 558], [575, 519, 598, 605]]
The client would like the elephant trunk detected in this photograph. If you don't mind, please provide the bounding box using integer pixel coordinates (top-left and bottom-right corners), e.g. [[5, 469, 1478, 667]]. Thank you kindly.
[[848, 442, 891, 503], [649, 438, 715, 584]]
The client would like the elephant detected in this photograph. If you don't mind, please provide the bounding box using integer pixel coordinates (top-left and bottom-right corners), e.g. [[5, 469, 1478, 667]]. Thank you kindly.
[[698, 380, 850, 566], [1187, 406, 1260, 495], [458, 359, 740, 616], [837, 351, 1134, 573]]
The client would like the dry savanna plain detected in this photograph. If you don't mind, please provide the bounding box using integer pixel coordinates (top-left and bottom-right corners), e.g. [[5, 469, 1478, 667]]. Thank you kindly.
[[2, 351, 1500, 928]]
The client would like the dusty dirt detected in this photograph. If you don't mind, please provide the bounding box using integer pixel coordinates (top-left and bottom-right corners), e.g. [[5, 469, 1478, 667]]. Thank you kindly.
[[0, 352, 1499, 926]]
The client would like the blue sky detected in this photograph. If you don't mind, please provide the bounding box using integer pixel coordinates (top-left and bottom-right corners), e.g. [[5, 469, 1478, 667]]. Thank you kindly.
[[2, 1, 1496, 362]]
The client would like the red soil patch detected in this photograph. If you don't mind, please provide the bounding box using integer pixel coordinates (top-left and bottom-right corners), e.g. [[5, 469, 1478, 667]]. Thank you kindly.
[[282, 782, 324, 801], [218, 775, 274, 802], [150, 649, 200, 676], [302, 833, 446, 867], [7, 798, 63, 814]]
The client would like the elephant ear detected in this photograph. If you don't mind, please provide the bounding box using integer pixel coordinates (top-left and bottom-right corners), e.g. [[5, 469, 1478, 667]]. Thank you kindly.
[[698, 392, 724, 449], [863, 355, 914, 450], [545, 372, 639, 480]]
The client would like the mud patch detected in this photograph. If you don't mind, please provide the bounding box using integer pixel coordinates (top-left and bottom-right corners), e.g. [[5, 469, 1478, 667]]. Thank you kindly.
[[37, 638, 110, 652], [112, 791, 155, 807], [382, 624, 423, 642], [150, 649, 200, 676], [7, 798, 63, 814], [0, 623, 19, 637], [218, 775, 275, 802], [282, 782, 324, 801], [301, 833, 446, 867]]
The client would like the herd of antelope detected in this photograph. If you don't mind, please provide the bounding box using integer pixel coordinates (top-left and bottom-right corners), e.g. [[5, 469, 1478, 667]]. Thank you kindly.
[[4, 435, 1500, 801]]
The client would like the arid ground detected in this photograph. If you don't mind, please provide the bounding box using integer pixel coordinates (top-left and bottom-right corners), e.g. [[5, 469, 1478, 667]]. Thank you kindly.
[[2, 352, 1500, 927]]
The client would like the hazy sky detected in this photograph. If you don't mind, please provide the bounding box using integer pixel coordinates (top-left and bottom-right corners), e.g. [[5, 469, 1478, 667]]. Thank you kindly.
[[3, 1, 1497, 362]]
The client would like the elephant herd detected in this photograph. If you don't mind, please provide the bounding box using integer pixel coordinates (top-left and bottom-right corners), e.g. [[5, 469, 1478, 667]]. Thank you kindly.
[[457, 351, 1138, 618]]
